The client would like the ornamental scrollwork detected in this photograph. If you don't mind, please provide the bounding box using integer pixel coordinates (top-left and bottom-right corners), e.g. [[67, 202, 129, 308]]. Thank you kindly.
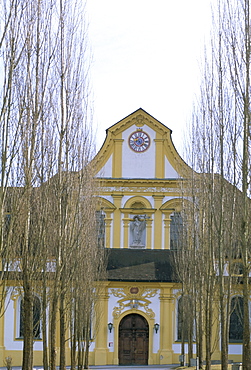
[[143, 288, 159, 298], [10, 287, 23, 301], [110, 286, 158, 319], [110, 288, 126, 298], [113, 301, 126, 318]]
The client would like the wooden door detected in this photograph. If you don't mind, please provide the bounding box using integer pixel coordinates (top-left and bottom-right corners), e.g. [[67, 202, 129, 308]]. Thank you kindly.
[[119, 314, 149, 365]]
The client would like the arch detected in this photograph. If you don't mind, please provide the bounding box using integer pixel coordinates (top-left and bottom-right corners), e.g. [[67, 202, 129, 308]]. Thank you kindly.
[[96, 197, 116, 211], [160, 198, 189, 250], [124, 196, 152, 210], [160, 198, 183, 212], [118, 313, 149, 365], [122, 197, 154, 249], [96, 197, 115, 249], [115, 307, 153, 324]]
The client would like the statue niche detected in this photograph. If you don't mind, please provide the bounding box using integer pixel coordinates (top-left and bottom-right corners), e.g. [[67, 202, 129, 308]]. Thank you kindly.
[[129, 215, 148, 249]]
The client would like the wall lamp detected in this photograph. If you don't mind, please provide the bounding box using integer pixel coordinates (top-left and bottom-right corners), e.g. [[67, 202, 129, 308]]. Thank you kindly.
[[108, 322, 113, 333], [154, 323, 159, 333]]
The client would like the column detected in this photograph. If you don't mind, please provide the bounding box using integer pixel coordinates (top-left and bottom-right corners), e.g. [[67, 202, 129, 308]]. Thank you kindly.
[[146, 217, 153, 249], [105, 211, 112, 248], [122, 214, 130, 248], [158, 286, 174, 364], [154, 138, 165, 178], [163, 212, 172, 249], [112, 194, 123, 248], [112, 138, 123, 178], [94, 286, 109, 365], [153, 195, 164, 249]]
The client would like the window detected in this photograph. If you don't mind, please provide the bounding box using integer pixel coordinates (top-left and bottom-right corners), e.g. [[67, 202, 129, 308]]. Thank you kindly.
[[170, 212, 185, 250], [177, 296, 189, 341], [96, 211, 105, 248], [229, 296, 243, 342], [4, 213, 11, 236], [19, 295, 41, 339], [230, 262, 244, 276]]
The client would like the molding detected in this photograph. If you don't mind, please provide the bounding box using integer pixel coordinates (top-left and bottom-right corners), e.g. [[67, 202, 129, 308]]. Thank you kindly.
[[95, 178, 184, 196], [96, 197, 116, 210], [95, 177, 182, 186]]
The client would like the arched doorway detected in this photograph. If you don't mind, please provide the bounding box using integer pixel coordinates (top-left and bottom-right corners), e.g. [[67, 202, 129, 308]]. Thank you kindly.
[[119, 313, 149, 365]]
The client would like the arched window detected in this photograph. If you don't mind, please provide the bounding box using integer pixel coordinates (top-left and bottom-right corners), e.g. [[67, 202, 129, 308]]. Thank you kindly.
[[96, 210, 105, 248], [177, 296, 189, 341], [229, 296, 243, 341], [19, 295, 41, 339], [170, 212, 185, 250]]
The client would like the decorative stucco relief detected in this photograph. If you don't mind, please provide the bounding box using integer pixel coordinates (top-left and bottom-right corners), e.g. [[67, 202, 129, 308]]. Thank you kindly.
[[10, 287, 23, 301], [112, 114, 147, 134], [110, 286, 158, 319]]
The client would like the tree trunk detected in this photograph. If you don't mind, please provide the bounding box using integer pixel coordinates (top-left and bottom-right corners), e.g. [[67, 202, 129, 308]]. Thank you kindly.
[[59, 292, 66, 370], [22, 283, 34, 370], [42, 276, 48, 370], [50, 292, 58, 370]]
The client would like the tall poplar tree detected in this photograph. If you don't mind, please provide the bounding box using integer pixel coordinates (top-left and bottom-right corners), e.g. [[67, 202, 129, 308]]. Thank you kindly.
[[186, 1, 251, 370], [0, 1, 104, 370]]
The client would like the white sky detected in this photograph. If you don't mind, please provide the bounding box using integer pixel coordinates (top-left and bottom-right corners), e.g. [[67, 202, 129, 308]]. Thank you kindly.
[[87, 0, 214, 154]]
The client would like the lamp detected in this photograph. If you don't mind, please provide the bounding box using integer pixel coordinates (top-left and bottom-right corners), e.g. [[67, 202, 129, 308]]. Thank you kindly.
[[108, 322, 113, 333], [154, 323, 159, 333]]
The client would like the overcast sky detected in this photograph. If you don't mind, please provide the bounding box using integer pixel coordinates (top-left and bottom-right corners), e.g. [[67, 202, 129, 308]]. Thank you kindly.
[[87, 0, 214, 154]]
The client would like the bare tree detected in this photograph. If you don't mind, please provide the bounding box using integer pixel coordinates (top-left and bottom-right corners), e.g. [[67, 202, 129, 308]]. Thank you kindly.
[[184, 2, 251, 370], [0, 1, 104, 370]]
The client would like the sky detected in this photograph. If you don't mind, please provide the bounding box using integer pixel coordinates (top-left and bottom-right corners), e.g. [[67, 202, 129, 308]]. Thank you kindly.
[[87, 0, 214, 154]]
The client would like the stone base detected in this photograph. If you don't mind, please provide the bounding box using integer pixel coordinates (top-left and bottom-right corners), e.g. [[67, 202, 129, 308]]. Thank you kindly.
[[158, 349, 174, 364], [93, 348, 109, 365]]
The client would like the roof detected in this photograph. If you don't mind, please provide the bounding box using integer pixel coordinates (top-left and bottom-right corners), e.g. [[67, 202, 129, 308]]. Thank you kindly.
[[106, 108, 172, 133], [106, 249, 178, 282]]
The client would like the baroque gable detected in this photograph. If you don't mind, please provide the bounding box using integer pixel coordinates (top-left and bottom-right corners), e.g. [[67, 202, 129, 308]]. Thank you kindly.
[[93, 108, 191, 180]]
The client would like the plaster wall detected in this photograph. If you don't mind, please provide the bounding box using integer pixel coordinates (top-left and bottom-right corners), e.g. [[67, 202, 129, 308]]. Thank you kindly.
[[99, 195, 114, 203], [4, 291, 43, 352], [96, 154, 113, 178], [165, 157, 179, 179], [122, 125, 156, 179], [229, 344, 242, 355]]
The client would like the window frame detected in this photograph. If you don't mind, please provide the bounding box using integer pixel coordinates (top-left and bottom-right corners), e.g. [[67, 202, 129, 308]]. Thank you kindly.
[[17, 294, 42, 340], [229, 295, 243, 343]]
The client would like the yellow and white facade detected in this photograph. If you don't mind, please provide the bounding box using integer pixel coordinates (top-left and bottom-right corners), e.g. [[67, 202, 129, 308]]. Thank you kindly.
[[90, 108, 243, 366], [0, 109, 244, 367], [90, 108, 190, 365]]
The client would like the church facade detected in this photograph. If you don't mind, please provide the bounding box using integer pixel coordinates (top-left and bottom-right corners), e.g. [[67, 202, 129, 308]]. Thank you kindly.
[[89, 108, 243, 366], [0, 109, 244, 366], [91, 108, 188, 365], [88, 109, 245, 365]]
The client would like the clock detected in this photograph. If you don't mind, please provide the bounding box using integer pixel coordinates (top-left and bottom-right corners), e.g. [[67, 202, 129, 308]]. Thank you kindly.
[[128, 131, 150, 152]]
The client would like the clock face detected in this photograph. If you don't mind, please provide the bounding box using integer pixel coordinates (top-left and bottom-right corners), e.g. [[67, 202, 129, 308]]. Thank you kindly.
[[128, 131, 150, 152]]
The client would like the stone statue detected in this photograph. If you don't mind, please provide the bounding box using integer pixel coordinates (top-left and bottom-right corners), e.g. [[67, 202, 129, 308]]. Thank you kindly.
[[130, 215, 148, 248]]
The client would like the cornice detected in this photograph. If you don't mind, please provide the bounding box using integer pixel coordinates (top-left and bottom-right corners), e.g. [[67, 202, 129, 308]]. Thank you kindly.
[[96, 177, 183, 187], [95, 178, 185, 196], [110, 111, 169, 137]]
